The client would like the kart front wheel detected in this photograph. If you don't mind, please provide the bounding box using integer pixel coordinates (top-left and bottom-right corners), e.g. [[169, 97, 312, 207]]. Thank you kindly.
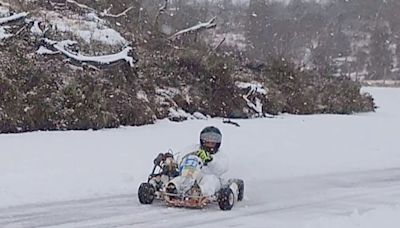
[[227, 179, 245, 201], [138, 182, 155, 204], [218, 187, 235, 210], [236, 179, 244, 201]]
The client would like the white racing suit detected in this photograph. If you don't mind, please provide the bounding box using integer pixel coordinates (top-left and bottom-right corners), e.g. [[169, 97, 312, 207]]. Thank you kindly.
[[170, 144, 229, 197]]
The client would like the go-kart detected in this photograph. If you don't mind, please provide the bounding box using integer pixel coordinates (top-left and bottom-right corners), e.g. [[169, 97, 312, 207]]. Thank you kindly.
[[138, 152, 244, 210]]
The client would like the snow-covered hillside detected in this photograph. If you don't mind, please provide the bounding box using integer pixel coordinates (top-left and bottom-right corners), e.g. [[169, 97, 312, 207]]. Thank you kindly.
[[1, 87, 400, 227]]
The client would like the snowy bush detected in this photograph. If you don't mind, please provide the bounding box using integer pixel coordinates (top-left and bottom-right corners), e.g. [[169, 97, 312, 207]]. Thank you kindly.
[[0, 40, 155, 133], [258, 58, 375, 115], [0, 1, 376, 133]]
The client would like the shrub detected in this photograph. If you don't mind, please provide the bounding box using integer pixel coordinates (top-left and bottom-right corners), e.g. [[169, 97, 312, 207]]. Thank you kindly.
[[259, 58, 375, 115]]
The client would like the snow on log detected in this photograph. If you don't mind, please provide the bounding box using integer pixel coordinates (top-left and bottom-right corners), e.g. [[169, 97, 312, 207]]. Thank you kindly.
[[168, 17, 217, 40], [43, 38, 136, 67], [0, 12, 29, 41], [36, 46, 59, 55], [0, 12, 28, 25], [236, 82, 267, 116]]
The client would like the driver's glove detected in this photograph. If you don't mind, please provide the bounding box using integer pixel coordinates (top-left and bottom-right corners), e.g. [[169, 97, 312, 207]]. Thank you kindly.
[[197, 149, 213, 164]]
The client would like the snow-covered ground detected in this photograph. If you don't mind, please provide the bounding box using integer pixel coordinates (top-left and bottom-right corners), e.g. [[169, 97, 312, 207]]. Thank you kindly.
[[1, 87, 400, 227]]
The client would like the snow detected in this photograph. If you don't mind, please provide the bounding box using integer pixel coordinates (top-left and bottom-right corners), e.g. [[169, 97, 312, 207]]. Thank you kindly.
[[168, 107, 194, 119], [0, 6, 9, 16], [304, 206, 400, 228], [168, 108, 208, 120], [0, 25, 11, 40], [236, 81, 267, 95], [36, 46, 58, 55], [136, 90, 149, 102], [30, 21, 43, 36], [1, 87, 400, 227], [40, 11, 127, 45]]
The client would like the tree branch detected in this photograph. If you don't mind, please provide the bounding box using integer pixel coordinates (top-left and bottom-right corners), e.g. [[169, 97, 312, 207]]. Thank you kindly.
[[168, 17, 217, 40], [154, 0, 168, 27], [66, 0, 133, 18], [65, 0, 95, 12], [0, 12, 29, 25], [222, 119, 240, 127], [100, 6, 134, 18], [42, 39, 136, 67], [213, 36, 226, 51]]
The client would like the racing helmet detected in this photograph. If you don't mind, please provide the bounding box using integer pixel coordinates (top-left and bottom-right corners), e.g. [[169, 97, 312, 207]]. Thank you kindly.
[[200, 126, 222, 154]]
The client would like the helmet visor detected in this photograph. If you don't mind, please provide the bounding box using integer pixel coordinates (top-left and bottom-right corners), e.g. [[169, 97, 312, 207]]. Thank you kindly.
[[200, 131, 222, 143]]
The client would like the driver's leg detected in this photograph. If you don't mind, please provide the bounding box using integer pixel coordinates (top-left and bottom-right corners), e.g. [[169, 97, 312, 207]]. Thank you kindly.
[[198, 174, 220, 197]]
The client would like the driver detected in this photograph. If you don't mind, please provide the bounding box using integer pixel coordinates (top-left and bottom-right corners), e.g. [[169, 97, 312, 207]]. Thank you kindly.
[[167, 126, 229, 197]]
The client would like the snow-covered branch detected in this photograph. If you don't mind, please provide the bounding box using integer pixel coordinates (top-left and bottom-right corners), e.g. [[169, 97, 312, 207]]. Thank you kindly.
[[169, 17, 217, 40], [159, 0, 169, 12], [65, 0, 94, 11], [236, 82, 267, 116], [100, 6, 134, 18], [0, 12, 29, 41], [42, 39, 136, 67], [0, 12, 29, 25], [66, 0, 133, 18]]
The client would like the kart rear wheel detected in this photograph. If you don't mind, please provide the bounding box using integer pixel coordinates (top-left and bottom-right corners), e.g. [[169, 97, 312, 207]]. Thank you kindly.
[[138, 182, 155, 204], [218, 187, 235, 210]]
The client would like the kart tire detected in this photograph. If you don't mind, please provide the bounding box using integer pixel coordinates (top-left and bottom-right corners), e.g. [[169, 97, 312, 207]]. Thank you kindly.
[[218, 187, 235, 210], [236, 179, 244, 201], [227, 179, 245, 201], [138, 182, 155, 204]]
